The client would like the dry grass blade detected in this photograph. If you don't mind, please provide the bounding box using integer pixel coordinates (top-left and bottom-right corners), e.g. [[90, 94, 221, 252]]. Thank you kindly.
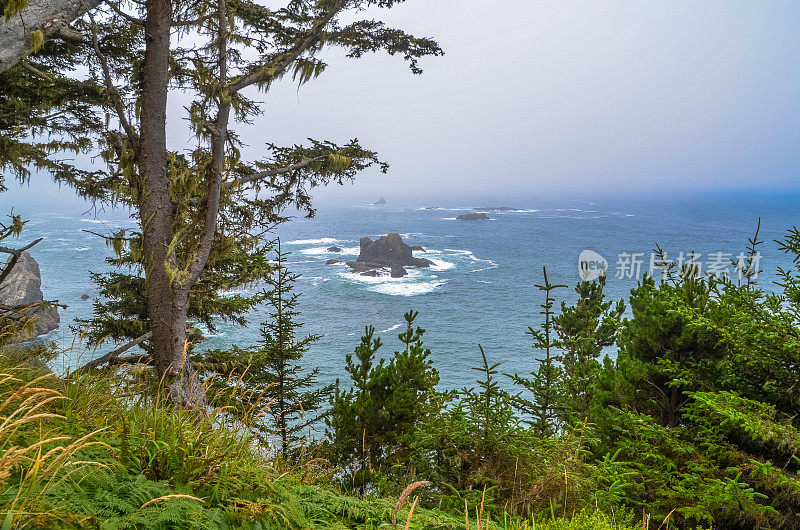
[[403, 496, 419, 530], [392, 480, 430, 524], [140, 494, 205, 508]]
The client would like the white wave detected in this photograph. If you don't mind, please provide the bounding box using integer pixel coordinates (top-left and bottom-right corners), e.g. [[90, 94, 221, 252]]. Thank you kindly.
[[338, 268, 445, 296], [470, 260, 498, 272], [428, 258, 455, 271], [286, 237, 341, 245], [300, 245, 359, 256], [338, 270, 396, 284], [73, 247, 91, 251], [369, 281, 445, 296], [380, 323, 403, 333], [416, 207, 475, 211], [442, 217, 457, 221], [80, 219, 108, 224]]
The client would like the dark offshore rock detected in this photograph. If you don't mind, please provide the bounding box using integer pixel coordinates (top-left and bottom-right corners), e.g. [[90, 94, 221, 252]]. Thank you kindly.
[[410, 245, 425, 251], [81, 293, 90, 300], [326, 259, 340, 265], [476, 206, 517, 211], [346, 233, 432, 276], [327, 246, 343, 252], [457, 213, 489, 220], [0, 251, 60, 338], [361, 270, 380, 277]]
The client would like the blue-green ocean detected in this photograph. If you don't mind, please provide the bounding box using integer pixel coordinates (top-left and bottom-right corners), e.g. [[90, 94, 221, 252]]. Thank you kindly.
[[3, 192, 798, 391]]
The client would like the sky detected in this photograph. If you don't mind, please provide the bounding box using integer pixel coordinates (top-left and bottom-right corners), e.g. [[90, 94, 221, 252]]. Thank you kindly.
[[4, 0, 800, 208]]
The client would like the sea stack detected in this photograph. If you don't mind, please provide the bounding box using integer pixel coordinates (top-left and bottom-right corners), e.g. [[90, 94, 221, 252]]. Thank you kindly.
[[457, 213, 490, 220], [346, 233, 433, 278]]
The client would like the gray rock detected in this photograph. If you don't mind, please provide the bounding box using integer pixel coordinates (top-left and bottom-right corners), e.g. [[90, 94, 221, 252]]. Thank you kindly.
[[361, 269, 381, 277], [326, 246, 343, 252], [410, 245, 425, 251], [457, 213, 490, 220], [81, 293, 90, 300], [0, 251, 60, 339], [347, 233, 433, 276], [325, 259, 340, 265]]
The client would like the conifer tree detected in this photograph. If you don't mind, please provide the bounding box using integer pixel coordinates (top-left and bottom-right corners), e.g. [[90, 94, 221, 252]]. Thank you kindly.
[[202, 242, 328, 456], [327, 310, 439, 490], [2, 0, 442, 406], [509, 266, 566, 436], [553, 276, 624, 421]]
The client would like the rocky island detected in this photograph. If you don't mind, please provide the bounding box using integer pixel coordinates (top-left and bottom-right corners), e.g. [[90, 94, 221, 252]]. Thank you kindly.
[[457, 213, 490, 220], [347, 233, 433, 278]]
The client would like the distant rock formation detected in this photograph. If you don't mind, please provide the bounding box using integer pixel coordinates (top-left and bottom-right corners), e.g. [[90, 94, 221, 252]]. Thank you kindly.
[[346, 233, 433, 278], [0, 252, 60, 339], [374, 197, 387, 205], [457, 213, 490, 220], [476, 206, 518, 211], [325, 259, 340, 265], [327, 246, 343, 252], [81, 293, 90, 300]]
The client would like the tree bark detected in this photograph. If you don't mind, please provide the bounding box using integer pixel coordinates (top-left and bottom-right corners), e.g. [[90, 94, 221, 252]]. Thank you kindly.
[[138, 0, 205, 408], [0, 0, 101, 73]]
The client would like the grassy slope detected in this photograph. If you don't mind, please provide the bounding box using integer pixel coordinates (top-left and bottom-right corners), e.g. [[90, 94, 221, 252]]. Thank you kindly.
[[0, 356, 636, 529]]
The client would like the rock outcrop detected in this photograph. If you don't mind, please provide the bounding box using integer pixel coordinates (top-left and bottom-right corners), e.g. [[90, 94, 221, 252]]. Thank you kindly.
[[0, 252, 60, 338], [327, 246, 343, 252], [325, 259, 340, 265], [457, 213, 490, 220], [373, 197, 387, 205], [346, 233, 433, 278], [410, 245, 425, 251]]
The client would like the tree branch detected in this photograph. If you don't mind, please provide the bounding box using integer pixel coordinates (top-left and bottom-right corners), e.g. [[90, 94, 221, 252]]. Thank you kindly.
[[0, 238, 43, 286], [234, 155, 328, 187], [228, 0, 347, 94], [89, 13, 140, 154], [104, 0, 144, 24], [71, 331, 152, 374], [0, 0, 102, 73], [182, 0, 228, 290]]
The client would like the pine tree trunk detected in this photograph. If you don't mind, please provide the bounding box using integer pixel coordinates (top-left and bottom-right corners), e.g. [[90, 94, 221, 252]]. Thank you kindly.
[[0, 0, 101, 73], [139, 0, 205, 409]]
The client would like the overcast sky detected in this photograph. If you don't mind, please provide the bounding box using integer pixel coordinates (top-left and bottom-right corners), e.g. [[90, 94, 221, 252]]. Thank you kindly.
[[6, 0, 800, 208]]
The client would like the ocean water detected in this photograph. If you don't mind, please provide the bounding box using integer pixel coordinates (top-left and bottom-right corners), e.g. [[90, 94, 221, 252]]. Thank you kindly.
[[3, 192, 799, 391]]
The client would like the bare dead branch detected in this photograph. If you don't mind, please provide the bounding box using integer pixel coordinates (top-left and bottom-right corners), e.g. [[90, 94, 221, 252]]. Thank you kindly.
[[71, 331, 152, 375]]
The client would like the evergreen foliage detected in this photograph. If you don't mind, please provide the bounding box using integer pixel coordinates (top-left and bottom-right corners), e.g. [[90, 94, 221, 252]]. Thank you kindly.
[[326, 311, 439, 492], [509, 267, 566, 436], [201, 242, 329, 456]]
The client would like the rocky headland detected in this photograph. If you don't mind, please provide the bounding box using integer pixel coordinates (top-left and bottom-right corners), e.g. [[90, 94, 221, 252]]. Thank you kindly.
[[0, 251, 60, 339]]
